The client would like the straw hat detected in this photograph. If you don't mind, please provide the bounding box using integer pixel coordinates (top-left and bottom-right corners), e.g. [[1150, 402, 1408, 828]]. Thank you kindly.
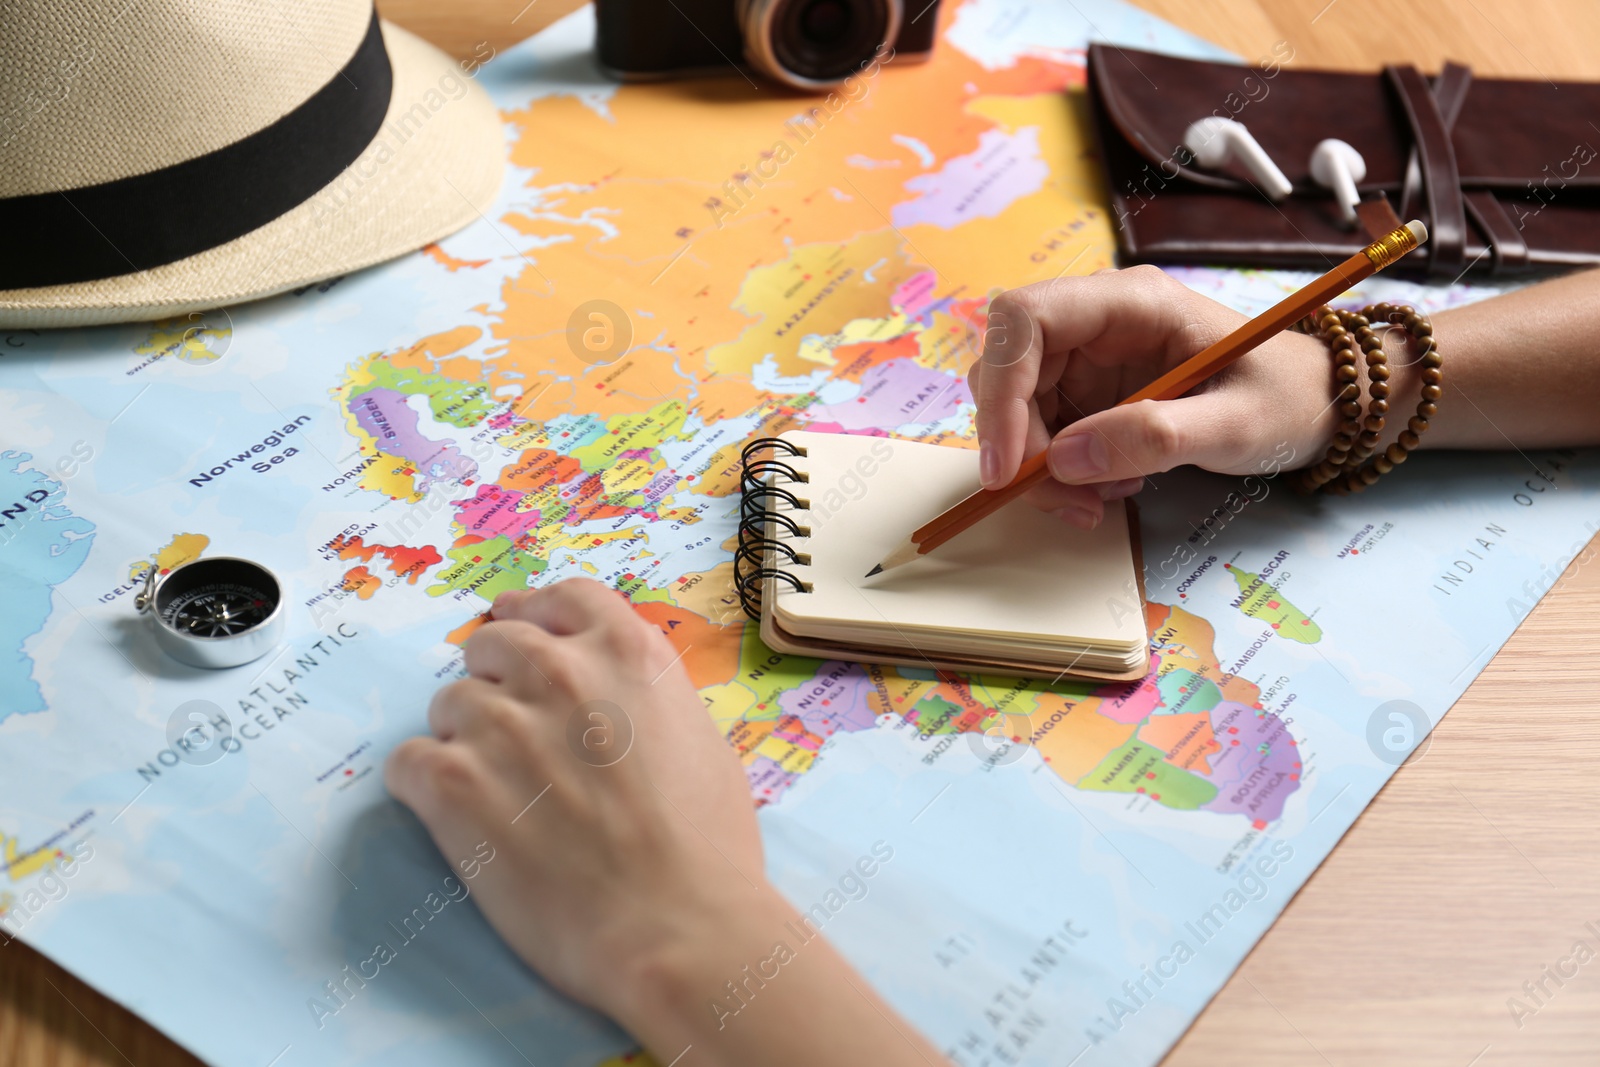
[[0, 0, 504, 327]]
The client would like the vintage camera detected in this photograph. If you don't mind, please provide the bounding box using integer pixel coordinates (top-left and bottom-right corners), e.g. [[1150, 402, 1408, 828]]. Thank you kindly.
[[595, 0, 941, 92]]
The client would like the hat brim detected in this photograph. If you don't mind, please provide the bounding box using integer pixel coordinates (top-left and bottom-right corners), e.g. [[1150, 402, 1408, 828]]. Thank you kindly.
[[0, 21, 503, 328]]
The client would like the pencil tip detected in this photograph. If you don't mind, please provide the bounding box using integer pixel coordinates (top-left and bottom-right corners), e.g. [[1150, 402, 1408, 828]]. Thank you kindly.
[[864, 564, 884, 578]]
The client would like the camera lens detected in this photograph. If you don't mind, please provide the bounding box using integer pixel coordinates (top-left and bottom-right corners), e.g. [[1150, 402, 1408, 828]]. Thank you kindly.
[[800, 1, 850, 44], [741, 0, 899, 90]]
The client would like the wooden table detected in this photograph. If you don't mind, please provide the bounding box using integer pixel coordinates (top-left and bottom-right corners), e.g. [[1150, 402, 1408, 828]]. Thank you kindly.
[[5, 2, 1597, 1064]]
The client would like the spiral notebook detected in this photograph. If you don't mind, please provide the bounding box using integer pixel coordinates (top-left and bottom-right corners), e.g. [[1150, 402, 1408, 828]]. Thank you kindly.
[[737, 431, 1149, 683]]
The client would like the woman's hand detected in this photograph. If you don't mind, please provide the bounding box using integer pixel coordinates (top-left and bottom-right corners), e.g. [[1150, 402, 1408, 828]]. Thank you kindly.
[[386, 579, 947, 1067], [384, 580, 764, 1017], [968, 265, 1338, 527]]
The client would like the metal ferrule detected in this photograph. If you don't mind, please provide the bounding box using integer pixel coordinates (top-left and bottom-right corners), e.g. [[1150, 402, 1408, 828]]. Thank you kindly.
[[1362, 224, 1421, 271]]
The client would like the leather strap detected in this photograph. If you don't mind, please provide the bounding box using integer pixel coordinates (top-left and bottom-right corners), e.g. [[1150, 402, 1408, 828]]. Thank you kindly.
[[1386, 64, 1467, 277], [1398, 61, 1472, 221], [1464, 190, 1530, 270], [0, 11, 392, 290]]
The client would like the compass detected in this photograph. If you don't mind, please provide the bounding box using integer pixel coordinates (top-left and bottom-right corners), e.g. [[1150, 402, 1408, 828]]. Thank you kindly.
[[136, 556, 286, 668]]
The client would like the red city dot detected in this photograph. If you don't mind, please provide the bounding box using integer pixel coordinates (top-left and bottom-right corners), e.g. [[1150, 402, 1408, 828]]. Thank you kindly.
[[1151, 793, 1161, 801], [1253, 819, 1267, 830], [1290, 773, 1299, 780], [1301, 619, 1311, 625], [1231, 739, 1241, 746], [1350, 549, 1359, 555], [1136, 786, 1145, 794], [1271, 622, 1281, 629], [1267, 600, 1280, 609], [1228, 727, 1239, 734], [1145, 772, 1156, 780], [1179, 593, 1186, 598], [1223, 563, 1232, 569], [344, 769, 354, 776]]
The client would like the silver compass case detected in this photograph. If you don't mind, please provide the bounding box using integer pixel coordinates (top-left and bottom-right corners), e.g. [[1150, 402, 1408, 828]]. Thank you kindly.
[[135, 556, 286, 669]]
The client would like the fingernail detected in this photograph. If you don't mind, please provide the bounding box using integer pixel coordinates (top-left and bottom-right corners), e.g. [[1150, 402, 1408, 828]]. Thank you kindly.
[[978, 443, 999, 488], [1097, 477, 1144, 501], [1049, 433, 1109, 483], [1053, 503, 1103, 529]]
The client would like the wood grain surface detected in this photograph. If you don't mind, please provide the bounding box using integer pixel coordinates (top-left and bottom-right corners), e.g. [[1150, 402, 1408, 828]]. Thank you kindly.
[[5, 2, 1597, 1065]]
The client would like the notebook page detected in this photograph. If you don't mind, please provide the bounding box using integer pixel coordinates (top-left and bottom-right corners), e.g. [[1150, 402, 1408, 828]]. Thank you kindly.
[[772, 431, 1145, 652]]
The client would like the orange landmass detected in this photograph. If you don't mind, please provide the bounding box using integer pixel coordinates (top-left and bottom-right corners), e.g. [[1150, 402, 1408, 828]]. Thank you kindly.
[[687, 373, 774, 427], [488, 2, 1113, 409], [1137, 711, 1221, 775], [330, 534, 443, 584], [633, 601, 742, 690], [341, 566, 382, 599], [422, 244, 491, 272], [445, 613, 490, 647], [1146, 603, 1263, 707], [388, 324, 484, 374], [1029, 691, 1140, 784], [832, 332, 922, 383]]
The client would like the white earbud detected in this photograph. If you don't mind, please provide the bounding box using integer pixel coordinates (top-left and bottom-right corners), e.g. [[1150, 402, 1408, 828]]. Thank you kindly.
[[1309, 139, 1368, 227], [1181, 117, 1293, 201]]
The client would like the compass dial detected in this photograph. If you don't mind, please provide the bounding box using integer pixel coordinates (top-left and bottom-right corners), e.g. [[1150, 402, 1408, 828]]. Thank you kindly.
[[160, 582, 276, 637], [139, 556, 285, 669]]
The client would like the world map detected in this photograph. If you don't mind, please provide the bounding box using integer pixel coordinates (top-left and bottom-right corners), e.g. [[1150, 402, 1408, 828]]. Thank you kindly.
[[2, 4, 1597, 1067]]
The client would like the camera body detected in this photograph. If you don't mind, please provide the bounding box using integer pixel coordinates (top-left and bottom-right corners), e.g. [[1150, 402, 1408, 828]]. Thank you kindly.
[[595, 0, 940, 92]]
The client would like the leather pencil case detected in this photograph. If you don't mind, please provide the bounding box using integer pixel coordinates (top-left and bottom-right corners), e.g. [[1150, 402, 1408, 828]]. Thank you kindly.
[[1086, 43, 1600, 278]]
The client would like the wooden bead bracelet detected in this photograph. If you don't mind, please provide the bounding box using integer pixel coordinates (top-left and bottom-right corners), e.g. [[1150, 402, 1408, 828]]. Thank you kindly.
[[1292, 302, 1442, 495]]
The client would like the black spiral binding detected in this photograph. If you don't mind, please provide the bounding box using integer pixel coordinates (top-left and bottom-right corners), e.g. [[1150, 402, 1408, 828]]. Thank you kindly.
[[736, 437, 812, 620]]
